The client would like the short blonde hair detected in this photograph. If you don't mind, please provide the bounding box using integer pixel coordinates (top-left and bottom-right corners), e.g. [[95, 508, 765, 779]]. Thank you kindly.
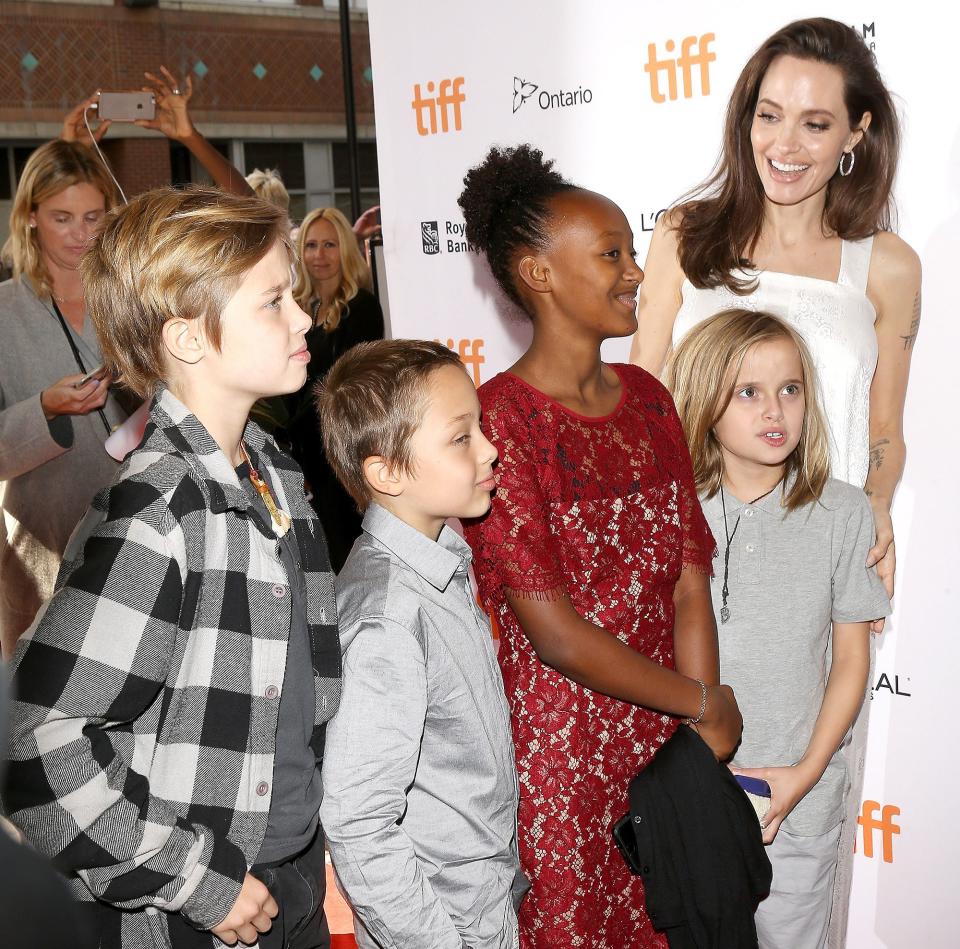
[[82, 186, 291, 397], [2, 140, 119, 299], [245, 167, 290, 211], [317, 339, 465, 509], [293, 206, 371, 331], [665, 309, 830, 511]]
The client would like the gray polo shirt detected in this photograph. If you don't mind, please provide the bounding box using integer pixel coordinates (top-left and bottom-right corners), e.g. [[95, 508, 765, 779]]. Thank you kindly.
[[700, 478, 890, 836], [321, 503, 520, 949]]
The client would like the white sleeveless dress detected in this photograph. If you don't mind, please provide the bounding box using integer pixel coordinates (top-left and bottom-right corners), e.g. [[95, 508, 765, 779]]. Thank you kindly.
[[673, 236, 877, 489], [673, 235, 878, 949]]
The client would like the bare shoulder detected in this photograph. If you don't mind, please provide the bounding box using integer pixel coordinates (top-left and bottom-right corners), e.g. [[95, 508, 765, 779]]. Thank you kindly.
[[869, 231, 921, 290], [651, 206, 685, 245], [643, 207, 687, 278]]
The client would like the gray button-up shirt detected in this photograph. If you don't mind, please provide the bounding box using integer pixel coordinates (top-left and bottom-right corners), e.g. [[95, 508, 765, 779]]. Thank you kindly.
[[321, 504, 520, 949]]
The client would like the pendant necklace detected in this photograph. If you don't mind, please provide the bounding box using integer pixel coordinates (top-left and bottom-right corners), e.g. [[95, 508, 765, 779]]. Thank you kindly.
[[719, 482, 778, 624], [239, 443, 292, 537]]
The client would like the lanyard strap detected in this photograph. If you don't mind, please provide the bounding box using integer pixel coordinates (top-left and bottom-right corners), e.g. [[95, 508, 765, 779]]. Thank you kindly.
[[50, 298, 112, 436]]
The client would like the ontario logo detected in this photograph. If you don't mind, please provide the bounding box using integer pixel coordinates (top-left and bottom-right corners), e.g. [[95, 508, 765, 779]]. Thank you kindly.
[[513, 75, 593, 113]]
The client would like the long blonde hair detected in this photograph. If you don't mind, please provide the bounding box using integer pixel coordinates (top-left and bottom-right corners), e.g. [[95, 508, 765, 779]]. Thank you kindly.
[[665, 309, 830, 511], [2, 140, 119, 299], [293, 206, 371, 332]]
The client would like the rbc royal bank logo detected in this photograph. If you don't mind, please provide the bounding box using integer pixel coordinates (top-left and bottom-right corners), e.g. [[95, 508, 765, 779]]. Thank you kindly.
[[421, 221, 440, 255], [411, 78, 466, 136], [644, 34, 715, 102]]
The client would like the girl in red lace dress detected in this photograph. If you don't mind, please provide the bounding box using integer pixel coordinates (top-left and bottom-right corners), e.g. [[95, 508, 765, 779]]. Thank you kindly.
[[459, 146, 743, 949]]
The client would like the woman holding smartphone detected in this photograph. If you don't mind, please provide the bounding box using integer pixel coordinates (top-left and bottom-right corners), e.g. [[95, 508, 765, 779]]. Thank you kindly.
[[0, 140, 128, 657]]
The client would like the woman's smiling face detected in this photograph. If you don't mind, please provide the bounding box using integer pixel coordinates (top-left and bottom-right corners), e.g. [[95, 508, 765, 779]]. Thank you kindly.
[[750, 54, 870, 209]]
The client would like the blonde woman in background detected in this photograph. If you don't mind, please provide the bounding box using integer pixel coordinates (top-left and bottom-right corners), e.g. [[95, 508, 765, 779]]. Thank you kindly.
[[0, 141, 129, 657], [286, 206, 384, 570]]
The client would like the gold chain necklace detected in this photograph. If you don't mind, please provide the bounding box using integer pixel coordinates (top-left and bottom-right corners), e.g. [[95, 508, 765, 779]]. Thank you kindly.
[[239, 443, 292, 537]]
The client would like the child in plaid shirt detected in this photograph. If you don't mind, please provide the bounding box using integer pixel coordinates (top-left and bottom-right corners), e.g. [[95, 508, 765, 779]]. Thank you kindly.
[[4, 187, 341, 949]]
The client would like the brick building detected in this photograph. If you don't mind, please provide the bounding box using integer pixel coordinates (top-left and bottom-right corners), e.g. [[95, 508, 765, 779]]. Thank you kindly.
[[0, 0, 378, 245]]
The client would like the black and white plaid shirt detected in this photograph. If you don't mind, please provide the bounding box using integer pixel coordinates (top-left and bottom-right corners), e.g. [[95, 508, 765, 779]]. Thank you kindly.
[[4, 387, 341, 947]]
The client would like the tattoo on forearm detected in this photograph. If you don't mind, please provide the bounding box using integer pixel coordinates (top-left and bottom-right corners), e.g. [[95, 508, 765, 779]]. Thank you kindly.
[[900, 291, 921, 350], [869, 438, 891, 472]]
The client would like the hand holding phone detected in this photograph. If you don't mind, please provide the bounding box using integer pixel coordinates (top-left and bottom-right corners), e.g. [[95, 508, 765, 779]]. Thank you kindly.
[[74, 365, 107, 389], [734, 773, 772, 824], [41, 373, 109, 421]]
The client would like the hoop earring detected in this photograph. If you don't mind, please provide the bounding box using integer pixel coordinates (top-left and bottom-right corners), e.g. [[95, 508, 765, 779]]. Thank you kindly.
[[839, 151, 855, 177]]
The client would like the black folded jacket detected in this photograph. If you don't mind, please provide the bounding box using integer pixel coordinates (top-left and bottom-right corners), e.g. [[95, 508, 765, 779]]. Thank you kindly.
[[627, 725, 772, 949]]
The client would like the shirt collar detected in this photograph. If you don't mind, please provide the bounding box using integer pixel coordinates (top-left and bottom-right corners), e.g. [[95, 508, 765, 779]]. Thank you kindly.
[[362, 503, 471, 592], [721, 470, 798, 516], [147, 385, 272, 516]]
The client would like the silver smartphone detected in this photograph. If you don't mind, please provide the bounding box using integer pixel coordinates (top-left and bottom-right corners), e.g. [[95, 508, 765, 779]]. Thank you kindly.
[[74, 365, 106, 388], [97, 92, 156, 122]]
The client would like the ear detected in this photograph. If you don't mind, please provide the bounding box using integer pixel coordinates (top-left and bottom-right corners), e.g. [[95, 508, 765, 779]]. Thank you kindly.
[[28, 210, 37, 229], [161, 317, 206, 366], [362, 455, 405, 499], [847, 110, 872, 151], [517, 254, 552, 296]]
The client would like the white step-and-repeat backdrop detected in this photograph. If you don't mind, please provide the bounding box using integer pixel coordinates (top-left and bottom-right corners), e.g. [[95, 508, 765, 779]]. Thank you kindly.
[[367, 3, 959, 945]]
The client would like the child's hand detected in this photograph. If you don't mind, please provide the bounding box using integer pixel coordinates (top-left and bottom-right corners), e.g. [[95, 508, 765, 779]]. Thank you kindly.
[[731, 762, 819, 845], [210, 872, 278, 946]]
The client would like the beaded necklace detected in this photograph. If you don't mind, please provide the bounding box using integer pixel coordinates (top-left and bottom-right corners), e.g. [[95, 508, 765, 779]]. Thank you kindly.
[[239, 443, 292, 537]]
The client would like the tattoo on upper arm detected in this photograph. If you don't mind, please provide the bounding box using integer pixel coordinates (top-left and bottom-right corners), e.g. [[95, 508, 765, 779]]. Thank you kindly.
[[869, 438, 891, 472], [900, 291, 921, 350]]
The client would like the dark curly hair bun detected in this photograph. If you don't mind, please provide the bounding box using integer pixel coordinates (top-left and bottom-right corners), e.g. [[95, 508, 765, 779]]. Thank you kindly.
[[458, 144, 576, 308]]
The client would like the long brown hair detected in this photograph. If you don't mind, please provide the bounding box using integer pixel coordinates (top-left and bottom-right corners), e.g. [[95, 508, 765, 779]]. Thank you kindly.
[[665, 309, 830, 512], [676, 17, 899, 293]]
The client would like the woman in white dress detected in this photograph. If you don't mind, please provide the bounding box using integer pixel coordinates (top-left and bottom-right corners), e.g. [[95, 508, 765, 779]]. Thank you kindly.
[[629, 17, 920, 947]]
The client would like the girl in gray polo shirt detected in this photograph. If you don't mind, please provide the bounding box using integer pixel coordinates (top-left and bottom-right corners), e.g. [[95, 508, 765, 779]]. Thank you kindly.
[[667, 309, 890, 949]]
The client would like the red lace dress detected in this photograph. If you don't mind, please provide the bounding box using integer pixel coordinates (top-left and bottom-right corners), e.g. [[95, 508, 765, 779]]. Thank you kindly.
[[464, 364, 714, 949]]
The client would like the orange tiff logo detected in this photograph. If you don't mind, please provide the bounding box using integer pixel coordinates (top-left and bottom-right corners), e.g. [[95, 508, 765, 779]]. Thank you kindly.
[[411, 78, 466, 136], [856, 800, 901, 863], [644, 33, 715, 102], [437, 338, 485, 387]]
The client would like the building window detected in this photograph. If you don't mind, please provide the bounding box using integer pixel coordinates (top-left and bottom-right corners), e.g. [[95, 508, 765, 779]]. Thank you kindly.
[[331, 141, 379, 220], [165, 138, 378, 226]]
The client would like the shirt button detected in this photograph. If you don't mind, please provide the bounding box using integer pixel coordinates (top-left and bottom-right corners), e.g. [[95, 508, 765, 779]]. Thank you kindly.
[[256, 781, 269, 796], [745, 544, 756, 553], [265, 685, 279, 700], [272, 584, 286, 598], [744, 508, 754, 517]]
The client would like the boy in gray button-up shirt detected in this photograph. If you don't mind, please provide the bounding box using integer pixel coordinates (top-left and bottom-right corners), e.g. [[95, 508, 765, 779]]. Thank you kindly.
[[318, 340, 522, 949]]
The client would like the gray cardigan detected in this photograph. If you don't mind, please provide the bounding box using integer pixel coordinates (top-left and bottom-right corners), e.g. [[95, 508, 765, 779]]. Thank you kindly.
[[0, 277, 126, 651]]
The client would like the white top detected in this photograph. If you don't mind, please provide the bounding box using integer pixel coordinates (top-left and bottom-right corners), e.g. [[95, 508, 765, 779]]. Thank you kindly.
[[673, 236, 878, 488]]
